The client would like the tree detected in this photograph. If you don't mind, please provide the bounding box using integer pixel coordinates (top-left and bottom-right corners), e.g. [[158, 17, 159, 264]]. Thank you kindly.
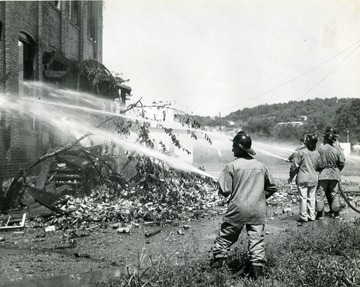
[[273, 124, 305, 141], [334, 99, 360, 142], [244, 117, 274, 136]]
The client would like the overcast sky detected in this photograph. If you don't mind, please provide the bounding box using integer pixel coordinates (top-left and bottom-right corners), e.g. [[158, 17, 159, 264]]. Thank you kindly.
[[103, 0, 360, 117]]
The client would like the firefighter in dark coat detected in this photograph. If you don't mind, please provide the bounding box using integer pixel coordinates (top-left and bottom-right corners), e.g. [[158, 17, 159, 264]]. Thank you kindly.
[[315, 128, 345, 219]]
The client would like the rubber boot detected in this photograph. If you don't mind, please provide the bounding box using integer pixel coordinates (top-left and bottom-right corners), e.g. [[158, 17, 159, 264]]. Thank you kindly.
[[316, 211, 323, 220], [231, 261, 251, 278], [251, 265, 264, 280]]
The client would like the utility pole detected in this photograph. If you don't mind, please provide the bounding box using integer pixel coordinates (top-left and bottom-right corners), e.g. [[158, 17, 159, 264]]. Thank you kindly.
[[347, 130, 349, 143], [219, 112, 222, 130]]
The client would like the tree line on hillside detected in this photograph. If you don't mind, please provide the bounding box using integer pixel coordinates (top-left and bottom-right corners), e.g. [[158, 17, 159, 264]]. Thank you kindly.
[[192, 98, 360, 143]]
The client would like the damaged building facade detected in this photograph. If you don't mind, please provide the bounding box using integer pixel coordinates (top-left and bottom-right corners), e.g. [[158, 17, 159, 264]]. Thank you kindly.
[[0, 1, 111, 201]]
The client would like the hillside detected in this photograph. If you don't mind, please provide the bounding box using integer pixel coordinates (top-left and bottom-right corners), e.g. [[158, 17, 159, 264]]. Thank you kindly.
[[192, 97, 360, 142]]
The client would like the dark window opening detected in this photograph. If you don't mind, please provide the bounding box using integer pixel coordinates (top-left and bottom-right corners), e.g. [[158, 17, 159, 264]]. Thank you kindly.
[[18, 32, 36, 129], [53, 1, 61, 10], [88, 2, 96, 41], [70, 1, 80, 26], [42, 51, 79, 89], [18, 33, 36, 81]]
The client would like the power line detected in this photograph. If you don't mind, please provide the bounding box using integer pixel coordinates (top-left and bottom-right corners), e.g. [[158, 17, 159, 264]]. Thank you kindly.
[[295, 43, 360, 101], [216, 39, 360, 116]]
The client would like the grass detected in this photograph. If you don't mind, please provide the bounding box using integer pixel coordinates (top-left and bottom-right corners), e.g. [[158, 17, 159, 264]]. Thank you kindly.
[[265, 221, 360, 286], [93, 221, 360, 287]]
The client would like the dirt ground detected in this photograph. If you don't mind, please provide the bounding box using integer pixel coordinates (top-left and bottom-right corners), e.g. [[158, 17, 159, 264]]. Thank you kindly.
[[1, 199, 360, 287]]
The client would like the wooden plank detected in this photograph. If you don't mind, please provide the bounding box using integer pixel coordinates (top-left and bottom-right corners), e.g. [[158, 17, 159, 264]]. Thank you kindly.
[[0, 213, 26, 231], [35, 158, 54, 189], [342, 190, 360, 195]]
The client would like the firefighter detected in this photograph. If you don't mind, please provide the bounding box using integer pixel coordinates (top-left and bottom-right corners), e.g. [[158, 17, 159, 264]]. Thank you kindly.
[[315, 129, 345, 219], [288, 135, 307, 162], [324, 127, 342, 150], [212, 131, 278, 279], [288, 134, 320, 222]]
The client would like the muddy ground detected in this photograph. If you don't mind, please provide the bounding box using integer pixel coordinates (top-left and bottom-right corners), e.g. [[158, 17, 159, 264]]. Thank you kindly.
[[1, 200, 360, 287]]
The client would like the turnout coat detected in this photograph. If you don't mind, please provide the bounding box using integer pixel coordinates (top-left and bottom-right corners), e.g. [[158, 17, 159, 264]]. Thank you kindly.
[[317, 143, 345, 181], [218, 156, 277, 225]]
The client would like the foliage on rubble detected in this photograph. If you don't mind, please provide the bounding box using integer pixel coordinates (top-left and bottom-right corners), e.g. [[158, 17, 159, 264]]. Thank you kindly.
[[49, 156, 220, 229]]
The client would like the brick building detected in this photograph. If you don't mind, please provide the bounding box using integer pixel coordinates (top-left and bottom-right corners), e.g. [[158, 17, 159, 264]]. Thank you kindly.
[[0, 1, 104, 196]]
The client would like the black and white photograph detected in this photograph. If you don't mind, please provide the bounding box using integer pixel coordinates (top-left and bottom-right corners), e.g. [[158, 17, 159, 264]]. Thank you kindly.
[[0, 0, 360, 286]]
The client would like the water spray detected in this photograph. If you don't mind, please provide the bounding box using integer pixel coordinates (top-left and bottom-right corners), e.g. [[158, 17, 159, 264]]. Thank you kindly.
[[19, 85, 295, 166], [253, 141, 294, 152], [0, 82, 295, 181], [253, 147, 291, 162]]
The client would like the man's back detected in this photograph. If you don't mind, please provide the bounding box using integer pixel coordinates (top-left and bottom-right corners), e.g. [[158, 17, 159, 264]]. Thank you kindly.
[[218, 157, 275, 225], [317, 144, 345, 180], [294, 148, 320, 186]]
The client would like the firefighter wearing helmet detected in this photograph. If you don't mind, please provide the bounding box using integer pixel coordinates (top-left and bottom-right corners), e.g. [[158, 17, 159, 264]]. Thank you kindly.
[[288, 134, 320, 222], [288, 135, 307, 162], [315, 127, 345, 219], [212, 131, 278, 279]]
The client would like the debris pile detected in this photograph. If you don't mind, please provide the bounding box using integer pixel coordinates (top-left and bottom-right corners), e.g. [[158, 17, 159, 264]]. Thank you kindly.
[[0, 169, 311, 232], [43, 179, 221, 230], [4, 148, 341, 232], [21, 178, 302, 230], [1, 152, 222, 230], [267, 179, 298, 207]]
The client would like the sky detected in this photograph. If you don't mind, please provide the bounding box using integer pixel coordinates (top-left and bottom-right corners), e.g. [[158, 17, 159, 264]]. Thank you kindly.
[[103, 0, 360, 117]]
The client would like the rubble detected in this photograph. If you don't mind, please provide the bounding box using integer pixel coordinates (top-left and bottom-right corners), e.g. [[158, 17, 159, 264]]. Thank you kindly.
[[117, 225, 132, 234], [266, 181, 299, 207], [145, 228, 162, 237], [2, 152, 343, 233], [45, 225, 56, 232], [0, 178, 313, 232], [283, 208, 292, 214], [0, 213, 27, 231]]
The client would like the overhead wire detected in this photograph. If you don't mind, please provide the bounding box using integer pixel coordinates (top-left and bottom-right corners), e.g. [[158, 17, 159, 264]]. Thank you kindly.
[[294, 42, 360, 101], [216, 39, 360, 116]]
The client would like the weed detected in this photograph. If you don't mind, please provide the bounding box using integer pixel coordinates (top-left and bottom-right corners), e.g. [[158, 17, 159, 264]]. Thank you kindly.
[[94, 222, 360, 287]]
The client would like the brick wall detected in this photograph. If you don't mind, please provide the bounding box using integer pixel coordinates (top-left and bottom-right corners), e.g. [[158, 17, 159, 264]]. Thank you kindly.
[[41, 3, 62, 52], [0, 1, 103, 182], [67, 23, 81, 60], [82, 1, 103, 61], [0, 2, 5, 86]]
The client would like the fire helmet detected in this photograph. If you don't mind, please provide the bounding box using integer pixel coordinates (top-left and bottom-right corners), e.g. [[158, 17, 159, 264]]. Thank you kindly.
[[324, 132, 338, 143], [232, 131, 256, 155], [324, 127, 339, 137], [304, 134, 318, 150]]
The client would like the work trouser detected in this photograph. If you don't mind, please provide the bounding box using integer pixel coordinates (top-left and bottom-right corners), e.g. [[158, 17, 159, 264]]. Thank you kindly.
[[316, 180, 341, 213], [298, 184, 316, 221], [213, 221, 266, 266]]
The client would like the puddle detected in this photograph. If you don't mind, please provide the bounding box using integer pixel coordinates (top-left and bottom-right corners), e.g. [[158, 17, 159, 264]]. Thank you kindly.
[[0, 268, 123, 287]]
